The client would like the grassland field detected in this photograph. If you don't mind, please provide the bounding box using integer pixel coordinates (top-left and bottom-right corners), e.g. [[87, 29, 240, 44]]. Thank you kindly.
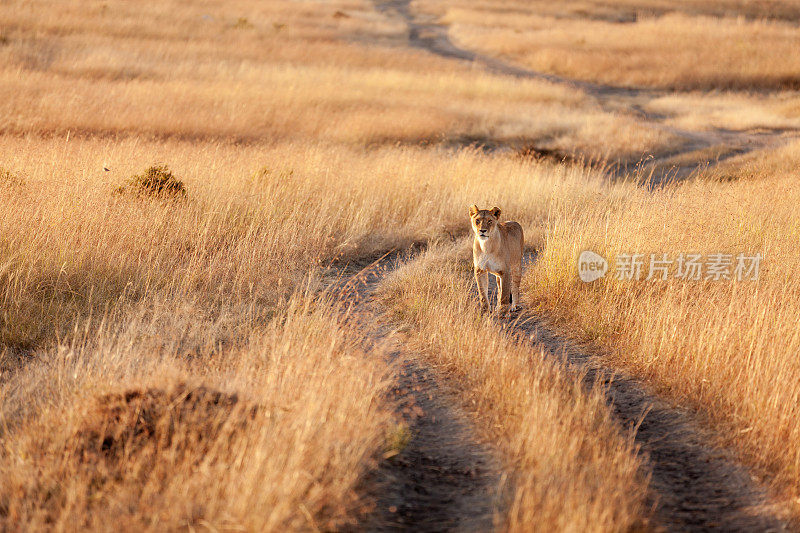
[[2, 0, 800, 530]]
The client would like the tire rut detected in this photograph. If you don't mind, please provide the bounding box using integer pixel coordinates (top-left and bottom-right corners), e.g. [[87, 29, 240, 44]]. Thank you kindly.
[[373, 0, 800, 184], [331, 248, 789, 531], [333, 5, 794, 529], [500, 255, 788, 532], [334, 251, 501, 532]]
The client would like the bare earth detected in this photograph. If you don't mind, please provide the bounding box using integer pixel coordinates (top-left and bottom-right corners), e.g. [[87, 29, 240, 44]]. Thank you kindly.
[[336, 254, 501, 532]]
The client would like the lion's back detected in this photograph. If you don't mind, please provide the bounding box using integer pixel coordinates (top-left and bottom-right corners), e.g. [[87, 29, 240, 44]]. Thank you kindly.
[[502, 221, 524, 255]]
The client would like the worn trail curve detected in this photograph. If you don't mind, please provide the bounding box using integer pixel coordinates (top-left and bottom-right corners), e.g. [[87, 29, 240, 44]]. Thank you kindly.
[[500, 256, 787, 532], [334, 252, 501, 532], [373, 0, 800, 183]]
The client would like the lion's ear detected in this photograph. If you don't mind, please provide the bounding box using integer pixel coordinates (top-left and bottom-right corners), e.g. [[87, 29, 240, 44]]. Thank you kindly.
[[490, 206, 501, 219], [469, 204, 479, 217]]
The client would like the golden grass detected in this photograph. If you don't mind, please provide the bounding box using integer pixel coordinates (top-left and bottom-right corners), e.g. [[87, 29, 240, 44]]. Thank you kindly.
[[526, 162, 800, 515], [640, 92, 800, 132], [0, 130, 417, 528], [0, 126, 637, 529], [421, 0, 800, 23], [0, 133, 600, 353], [0, 0, 680, 162], [708, 137, 800, 181], [378, 243, 651, 531], [5, 0, 800, 528], [1, 302, 393, 531], [428, 0, 800, 90]]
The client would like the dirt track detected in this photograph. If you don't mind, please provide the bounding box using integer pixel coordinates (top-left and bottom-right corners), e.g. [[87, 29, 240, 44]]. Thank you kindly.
[[335, 254, 501, 532], [337, 251, 786, 532], [331, 3, 792, 531], [510, 258, 785, 532], [374, 0, 800, 184]]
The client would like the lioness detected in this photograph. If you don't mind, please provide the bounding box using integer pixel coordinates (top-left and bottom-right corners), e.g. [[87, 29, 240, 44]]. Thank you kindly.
[[469, 205, 524, 313]]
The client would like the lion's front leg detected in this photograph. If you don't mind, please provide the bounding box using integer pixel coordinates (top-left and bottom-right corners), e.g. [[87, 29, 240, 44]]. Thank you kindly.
[[475, 268, 489, 311], [497, 271, 511, 314], [510, 267, 522, 312]]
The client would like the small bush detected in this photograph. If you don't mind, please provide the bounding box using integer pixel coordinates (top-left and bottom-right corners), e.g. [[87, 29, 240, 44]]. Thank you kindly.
[[0, 167, 25, 188], [234, 17, 253, 29], [115, 164, 187, 199]]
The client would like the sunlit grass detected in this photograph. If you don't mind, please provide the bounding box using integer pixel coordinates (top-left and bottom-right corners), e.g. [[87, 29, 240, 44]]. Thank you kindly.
[[527, 167, 800, 514], [379, 243, 651, 531]]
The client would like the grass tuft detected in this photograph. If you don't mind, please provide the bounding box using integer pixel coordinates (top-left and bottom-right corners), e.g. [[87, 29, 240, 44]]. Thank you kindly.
[[0, 167, 24, 188], [115, 164, 187, 199]]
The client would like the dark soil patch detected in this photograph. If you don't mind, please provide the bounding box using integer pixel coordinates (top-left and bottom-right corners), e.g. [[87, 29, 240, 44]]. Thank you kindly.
[[71, 383, 257, 467]]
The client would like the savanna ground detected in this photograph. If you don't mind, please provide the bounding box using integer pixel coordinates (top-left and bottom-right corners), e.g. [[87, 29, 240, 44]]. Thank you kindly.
[[1, 0, 800, 530]]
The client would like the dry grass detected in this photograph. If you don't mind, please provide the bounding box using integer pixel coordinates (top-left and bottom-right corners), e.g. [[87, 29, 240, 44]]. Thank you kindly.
[[4, 0, 800, 528], [0, 0, 681, 162], [424, 0, 800, 91], [378, 243, 651, 531], [526, 160, 800, 516], [0, 126, 633, 529], [0, 133, 597, 354], [1, 302, 393, 530], [422, 0, 800, 23], [708, 137, 800, 181], [640, 92, 800, 132]]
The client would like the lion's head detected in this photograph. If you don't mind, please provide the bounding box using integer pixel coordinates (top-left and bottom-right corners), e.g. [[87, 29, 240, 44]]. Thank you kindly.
[[469, 205, 502, 241]]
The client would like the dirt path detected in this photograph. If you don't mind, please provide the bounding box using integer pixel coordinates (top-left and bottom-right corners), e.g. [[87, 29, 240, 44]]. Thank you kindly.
[[332, 250, 787, 531], [333, 252, 501, 532], [328, 4, 793, 530], [373, 0, 800, 184], [519, 319, 787, 531], [492, 256, 787, 532]]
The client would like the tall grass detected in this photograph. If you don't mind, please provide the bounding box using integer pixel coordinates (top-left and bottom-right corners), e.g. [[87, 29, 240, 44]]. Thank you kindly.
[[0, 132, 624, 529], [0, 134, 598, 353], [431, 0, 800, 90], [378, 243, 651, 532], [0, 302, 393, 531], [527, 167, 800, 514], [4, 0, 800, 528]]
